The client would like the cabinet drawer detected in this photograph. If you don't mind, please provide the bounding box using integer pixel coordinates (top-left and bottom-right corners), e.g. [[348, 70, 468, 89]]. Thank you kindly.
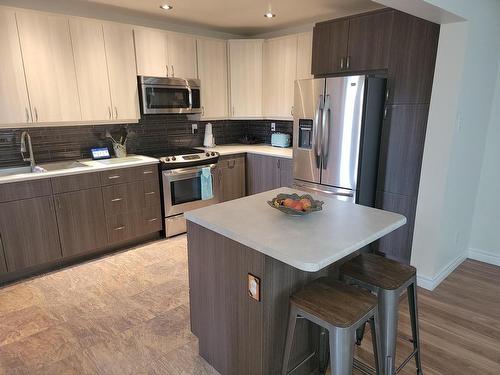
[[0, 179, 53, 203], [100, 165, 158, 186], [102, 181, 144, 215], [142, 206, 162, 233], [143, 179, 160, 208], [106, 207, 162, 244], [51, 172, 100, 194]]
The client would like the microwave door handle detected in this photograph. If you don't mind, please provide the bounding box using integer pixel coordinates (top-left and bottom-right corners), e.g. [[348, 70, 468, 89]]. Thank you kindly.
[[322, 95, 331, 169], [185, 79, 193, 110], [313, 94, 324, 169]]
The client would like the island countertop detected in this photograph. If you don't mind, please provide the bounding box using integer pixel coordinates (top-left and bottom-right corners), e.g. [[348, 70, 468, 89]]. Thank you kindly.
[[185, 187, 407, 272]]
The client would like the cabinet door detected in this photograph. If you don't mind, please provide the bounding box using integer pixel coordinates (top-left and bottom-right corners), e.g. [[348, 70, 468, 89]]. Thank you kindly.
[[296, 32, 313, 80], [346, 11, 393, 72], [278, 158, 294, 188], [246, 154, 279, 195], [70, 18, 113, 121], [0, 196, 61, 272], [103, 22, 139, 120], [311, 20, 349, 75], [54, 188, 108, 257], [0, 9, 31, 125], [16, 11, 81, 123], [229, 40, 263, 118], [197, 38, 228, 119], [263, 36, 297, 119], [166, 32, 198, 78], [133, 27, 167, 77], [219, 157, 246, 202]]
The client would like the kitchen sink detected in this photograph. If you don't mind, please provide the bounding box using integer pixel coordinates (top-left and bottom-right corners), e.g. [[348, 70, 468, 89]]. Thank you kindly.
[[0, 166, 34, 177], [37, 161, 89, 171]]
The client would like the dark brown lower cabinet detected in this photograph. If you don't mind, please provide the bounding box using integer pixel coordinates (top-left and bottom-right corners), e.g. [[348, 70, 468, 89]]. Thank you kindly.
[[54, 188, 108, 257], [0, 196, 62, 272], [218, 156, 246, 202], [246, 154, 294, 195], [374, 191, 417, 264]]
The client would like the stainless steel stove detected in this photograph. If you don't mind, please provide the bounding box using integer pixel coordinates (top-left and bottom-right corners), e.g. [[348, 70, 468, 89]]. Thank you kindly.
[[151, 147, 220, 237]]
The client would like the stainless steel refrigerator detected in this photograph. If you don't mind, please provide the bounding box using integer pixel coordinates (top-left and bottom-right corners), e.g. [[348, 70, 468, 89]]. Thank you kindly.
[[293, 75, 386, 206]]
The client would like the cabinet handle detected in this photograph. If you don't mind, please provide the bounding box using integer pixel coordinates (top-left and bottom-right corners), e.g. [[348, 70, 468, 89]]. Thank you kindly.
[[114, 107, 118, 119], [384, 107, 388, 119], [290, 106, 294, 116], [228, 160, 236, 169], [166, 65, 169, 77], [143, 170, 153, 175], [108, 106, 112, 119], [340, 57, 344, 70], [113, 226, 125, 231], [201, 106, 205, 116], [277, 159, 281, 169], [232, 106, 235, 116], [108, 175, 121, 179], [25, 107, 30, 122], [34, 107, 38, 122], [385, 89, 390, 101], [171, 65, 175, 77], [147, 218, 158, 222], [346, 56, 351, 69], [145, 191, 156, 195], [111, 198, 123, 202]]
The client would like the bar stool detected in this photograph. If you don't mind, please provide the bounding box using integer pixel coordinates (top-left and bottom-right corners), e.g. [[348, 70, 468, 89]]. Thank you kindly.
[[340, 253, 423, 375], [282, 278, 382, 375]]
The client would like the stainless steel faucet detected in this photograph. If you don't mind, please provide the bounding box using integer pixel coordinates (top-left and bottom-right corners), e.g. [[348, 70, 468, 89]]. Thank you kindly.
[[20, 131, 36, 170]]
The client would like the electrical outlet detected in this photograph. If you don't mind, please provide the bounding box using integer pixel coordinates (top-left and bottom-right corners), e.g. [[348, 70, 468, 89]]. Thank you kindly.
[[271, 122, 276, 132], [248, 274, 260, 301], [192, 123, 198, 134]]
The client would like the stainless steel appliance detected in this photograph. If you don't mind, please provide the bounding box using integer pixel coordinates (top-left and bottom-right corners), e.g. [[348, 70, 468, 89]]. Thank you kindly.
[[138, 76, 201, 115], [293, 75, 386, 205], [155, 148, 219, 237]]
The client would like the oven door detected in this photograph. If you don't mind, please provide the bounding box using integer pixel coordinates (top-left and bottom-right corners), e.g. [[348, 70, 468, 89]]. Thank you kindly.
[[162, 164, 219, 217], [140, 83, 201, 115]]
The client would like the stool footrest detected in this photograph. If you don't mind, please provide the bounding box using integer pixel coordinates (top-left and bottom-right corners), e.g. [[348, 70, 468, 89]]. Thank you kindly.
[[353, 358, 377, 375], [396, 349, 418, 374], [286, 351, 316, 375]]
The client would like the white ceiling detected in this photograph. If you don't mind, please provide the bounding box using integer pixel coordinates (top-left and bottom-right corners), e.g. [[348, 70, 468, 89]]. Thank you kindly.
[[80, 0, 384, 36]]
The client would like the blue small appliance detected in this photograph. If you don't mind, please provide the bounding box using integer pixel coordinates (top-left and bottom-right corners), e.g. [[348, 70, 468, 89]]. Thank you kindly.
[[271, 132, 291, 148]]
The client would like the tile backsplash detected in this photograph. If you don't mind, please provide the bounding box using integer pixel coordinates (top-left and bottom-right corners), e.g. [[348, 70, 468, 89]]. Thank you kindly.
[[0, 115, 292, 168]]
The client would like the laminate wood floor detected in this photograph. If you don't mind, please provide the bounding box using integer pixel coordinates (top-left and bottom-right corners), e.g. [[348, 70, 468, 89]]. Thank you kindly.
[[0, 236, 498, 374]]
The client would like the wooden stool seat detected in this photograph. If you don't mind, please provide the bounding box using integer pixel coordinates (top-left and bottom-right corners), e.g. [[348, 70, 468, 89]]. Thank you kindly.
[[340, 253, 416, 290], [291, 277, 377, 328]]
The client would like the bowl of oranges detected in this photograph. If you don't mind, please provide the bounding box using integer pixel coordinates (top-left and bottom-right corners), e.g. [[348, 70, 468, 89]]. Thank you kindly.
[[268, 193, 324, 216]]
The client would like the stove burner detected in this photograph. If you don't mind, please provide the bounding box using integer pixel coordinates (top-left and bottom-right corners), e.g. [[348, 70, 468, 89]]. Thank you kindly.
[[145, 147, 219, 170]]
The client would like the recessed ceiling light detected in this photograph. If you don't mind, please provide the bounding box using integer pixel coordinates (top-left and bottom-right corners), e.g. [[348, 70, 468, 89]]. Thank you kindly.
[[160, 4, 173, 10], [264, 12, 276, 18]]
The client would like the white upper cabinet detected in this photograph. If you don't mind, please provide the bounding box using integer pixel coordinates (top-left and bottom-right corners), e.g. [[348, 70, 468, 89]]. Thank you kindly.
[[16, 11, 81, 123], [134, 27, 168, 77], [262, 35, 298, 119], [197, 38, 228, 119], [103, 22, 139, 120], [69, 18, 113, 121], [0, 8, 31, 125], [166, 32, 198, 79], [228, 39, 263, 118], [296, 31, 313, 80]]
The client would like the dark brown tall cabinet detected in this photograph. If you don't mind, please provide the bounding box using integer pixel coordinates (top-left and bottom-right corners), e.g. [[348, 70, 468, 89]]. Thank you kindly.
[[312, 9, 440, 263]]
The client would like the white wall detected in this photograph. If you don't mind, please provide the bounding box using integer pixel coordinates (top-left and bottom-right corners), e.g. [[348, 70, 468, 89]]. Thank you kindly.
[[469, 63, 500, 265]]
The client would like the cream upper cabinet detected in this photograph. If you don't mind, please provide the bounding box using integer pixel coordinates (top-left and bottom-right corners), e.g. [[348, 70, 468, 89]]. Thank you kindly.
[[296, 32, 313, 80], [103, 22, 139, 120], [69, 18, 113, 121], [228, 39, 263, 118], [262, 35, 298, 119], [166, 32, 198, 79], [134, 27, 168, 77], [0, 9, 31, 125], [197, 38, 228, 119], [16, 11, 81, 123]]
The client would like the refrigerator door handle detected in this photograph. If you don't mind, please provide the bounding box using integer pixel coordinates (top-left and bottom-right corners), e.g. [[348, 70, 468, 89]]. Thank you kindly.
[[322, 94, 331, 169], [294, 181, 354, 197], [313, 94, 324, 169]]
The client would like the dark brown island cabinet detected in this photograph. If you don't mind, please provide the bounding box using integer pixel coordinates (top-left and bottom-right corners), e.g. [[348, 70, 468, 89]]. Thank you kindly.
[[0, 164, 162, 283], [312, 8, 440, 263]]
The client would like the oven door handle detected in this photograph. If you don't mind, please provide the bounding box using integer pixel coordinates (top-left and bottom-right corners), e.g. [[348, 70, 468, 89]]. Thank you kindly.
[[163, 164, 217, 179]]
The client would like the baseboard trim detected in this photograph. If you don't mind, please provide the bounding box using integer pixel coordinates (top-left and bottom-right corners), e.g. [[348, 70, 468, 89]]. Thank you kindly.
[[468, 247, 500, 266], [416, 252, 467, 291]]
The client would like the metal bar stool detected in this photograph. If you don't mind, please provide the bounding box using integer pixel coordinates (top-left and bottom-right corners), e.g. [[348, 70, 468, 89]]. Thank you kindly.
[[340, 253, 423, 375], [282, 277, 382, 375]]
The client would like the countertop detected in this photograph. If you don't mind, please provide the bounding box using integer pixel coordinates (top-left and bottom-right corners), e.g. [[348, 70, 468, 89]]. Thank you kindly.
[[185, 187, 407, 272], [203, 144, 293, 159], [0, 155, 159, 185]]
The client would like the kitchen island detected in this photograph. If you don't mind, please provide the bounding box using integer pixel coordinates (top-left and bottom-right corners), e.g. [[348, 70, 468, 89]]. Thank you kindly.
[[185, 187, 406, 375]]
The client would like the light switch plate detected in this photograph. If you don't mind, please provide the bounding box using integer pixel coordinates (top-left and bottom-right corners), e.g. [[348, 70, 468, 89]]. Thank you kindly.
[[248, 274, 261, 302], [192, 123, 198, 134], [271, 122, 276, 131]]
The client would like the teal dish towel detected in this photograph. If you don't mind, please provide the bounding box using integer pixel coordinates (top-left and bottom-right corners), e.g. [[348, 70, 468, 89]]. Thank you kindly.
[[200, 167, 213, 200]]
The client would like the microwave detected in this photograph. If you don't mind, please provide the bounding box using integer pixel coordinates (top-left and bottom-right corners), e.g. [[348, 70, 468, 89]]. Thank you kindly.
[[138, 76, 201, 115]]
